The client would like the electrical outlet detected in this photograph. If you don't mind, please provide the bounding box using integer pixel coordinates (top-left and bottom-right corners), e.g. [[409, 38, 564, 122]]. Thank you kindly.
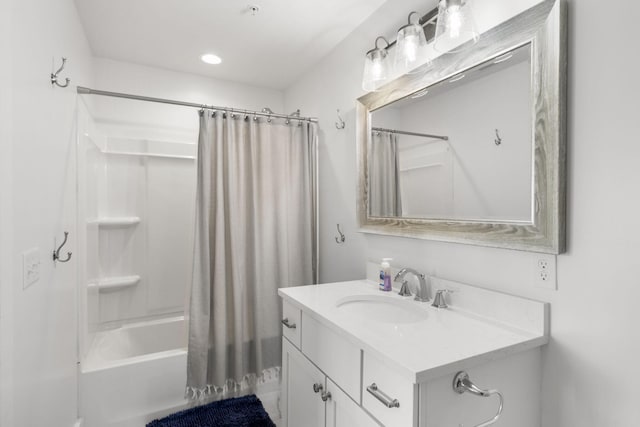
[[23, 248, 41, 289], [533, 254, 557, 290]]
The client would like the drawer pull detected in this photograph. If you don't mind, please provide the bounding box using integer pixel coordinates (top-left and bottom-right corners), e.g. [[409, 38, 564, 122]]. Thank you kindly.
[[367, 383, 400, 408], [281, 318, 297, 329], [313, 383, 323, 393], [321, 391, 332, 402]]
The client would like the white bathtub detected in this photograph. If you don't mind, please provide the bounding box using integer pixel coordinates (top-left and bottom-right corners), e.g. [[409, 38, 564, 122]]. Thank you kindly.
[[80, 316, 190, 427]]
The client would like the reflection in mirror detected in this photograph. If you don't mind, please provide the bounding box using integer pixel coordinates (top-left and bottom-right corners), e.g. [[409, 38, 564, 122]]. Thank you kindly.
[[369, 43, 532, 222]]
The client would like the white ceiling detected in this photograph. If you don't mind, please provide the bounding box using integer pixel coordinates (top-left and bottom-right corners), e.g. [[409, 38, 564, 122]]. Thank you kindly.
[[75, 0, 388, 90]]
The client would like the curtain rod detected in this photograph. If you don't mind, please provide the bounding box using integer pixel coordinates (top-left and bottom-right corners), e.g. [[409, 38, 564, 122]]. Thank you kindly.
[[76, 86, 319, 123], [372, 127, 449, 141]]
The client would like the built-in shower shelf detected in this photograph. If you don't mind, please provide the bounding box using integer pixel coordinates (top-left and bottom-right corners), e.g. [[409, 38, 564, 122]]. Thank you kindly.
[[97, 275, 141, 293], [90, 217, 141, 228]]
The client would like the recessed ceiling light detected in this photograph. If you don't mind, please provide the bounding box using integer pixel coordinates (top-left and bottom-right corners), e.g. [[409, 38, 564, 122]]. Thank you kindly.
[[201, 54, 222, 65], [449, 73, 466, 83]]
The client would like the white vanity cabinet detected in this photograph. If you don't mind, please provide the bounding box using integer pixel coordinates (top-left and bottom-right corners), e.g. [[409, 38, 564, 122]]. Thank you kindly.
[[281, 299, 380, 427], [282, 339, 380, 427], [279, 280, 548, 427], [281, 338, 327, 427]]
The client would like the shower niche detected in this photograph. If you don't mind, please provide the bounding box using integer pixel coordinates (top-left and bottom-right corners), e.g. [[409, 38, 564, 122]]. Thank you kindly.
[[77, 99, 197, 356]]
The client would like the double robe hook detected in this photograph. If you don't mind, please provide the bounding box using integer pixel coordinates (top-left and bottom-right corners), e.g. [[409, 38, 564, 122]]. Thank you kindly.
[[335, 109, 346, 129], [53, 231, 72, 263], [51, 57, 70, 88], [335, 224, 346, 244]]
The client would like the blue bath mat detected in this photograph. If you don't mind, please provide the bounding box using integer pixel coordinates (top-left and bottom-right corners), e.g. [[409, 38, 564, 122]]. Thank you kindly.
[[146, 394, 275, 427]]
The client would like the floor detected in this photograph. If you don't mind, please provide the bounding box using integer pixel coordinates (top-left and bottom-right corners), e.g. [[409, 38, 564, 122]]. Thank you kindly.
[[259, 390, 282, 426]]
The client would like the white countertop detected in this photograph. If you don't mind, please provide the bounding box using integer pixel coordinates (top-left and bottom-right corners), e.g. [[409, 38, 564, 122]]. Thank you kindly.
[[279, 280, 548, 383]]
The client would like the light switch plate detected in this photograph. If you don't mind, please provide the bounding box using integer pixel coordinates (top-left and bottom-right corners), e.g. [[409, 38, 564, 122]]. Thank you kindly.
[[23, 247, 41, 289]]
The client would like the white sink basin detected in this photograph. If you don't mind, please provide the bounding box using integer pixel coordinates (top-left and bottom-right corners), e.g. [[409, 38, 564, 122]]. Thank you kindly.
[[336, 294, 429, 324]]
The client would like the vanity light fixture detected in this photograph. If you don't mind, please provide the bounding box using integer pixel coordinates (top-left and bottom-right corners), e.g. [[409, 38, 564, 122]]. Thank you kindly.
[[361, 1, 480, 92], [394, 12, 430, 75], [201, 53, 222, 65], [434, 0, 479, 53], [362, 36, 391, 92]]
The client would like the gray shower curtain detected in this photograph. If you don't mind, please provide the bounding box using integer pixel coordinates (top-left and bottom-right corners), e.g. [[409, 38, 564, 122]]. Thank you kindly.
[[369, 131, 402, 217], [186, 110, 317, 400]]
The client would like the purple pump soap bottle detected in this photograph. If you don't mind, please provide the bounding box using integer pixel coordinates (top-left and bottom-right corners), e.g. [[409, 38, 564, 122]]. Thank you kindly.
[[381, 258, 392, 292]]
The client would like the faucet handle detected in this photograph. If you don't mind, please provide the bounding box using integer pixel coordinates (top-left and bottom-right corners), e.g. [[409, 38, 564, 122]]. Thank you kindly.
[[431, 289, 452, 309], [398, 280, 412, 297]]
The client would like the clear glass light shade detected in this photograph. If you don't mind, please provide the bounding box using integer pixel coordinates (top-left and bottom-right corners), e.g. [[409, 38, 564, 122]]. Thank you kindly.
[[394, 15, 430, 75], [434, 0, 479, 53], [362, 38, 390, 92]]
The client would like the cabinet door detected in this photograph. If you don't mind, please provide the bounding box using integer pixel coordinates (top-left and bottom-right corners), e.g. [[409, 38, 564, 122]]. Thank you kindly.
[[282, 339, 326, 427], [325, 379, 381, 427]]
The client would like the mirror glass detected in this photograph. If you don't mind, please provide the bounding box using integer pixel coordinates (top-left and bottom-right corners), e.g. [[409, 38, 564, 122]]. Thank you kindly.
[[369, 43, 532, 222]]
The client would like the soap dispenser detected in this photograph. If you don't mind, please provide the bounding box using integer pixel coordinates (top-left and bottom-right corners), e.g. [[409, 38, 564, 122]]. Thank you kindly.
[[380, 258, 392, 292]]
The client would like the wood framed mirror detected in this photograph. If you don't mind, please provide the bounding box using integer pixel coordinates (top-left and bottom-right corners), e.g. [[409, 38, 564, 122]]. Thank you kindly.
[[356, 0, 566, 253]]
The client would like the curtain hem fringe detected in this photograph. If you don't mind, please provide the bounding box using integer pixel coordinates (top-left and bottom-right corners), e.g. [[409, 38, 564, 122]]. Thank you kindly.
[[185, 366, 281, 402]]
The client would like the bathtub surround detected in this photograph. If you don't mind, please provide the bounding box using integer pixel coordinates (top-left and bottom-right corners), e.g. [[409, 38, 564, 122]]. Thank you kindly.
[[187, 111, 318, 400]]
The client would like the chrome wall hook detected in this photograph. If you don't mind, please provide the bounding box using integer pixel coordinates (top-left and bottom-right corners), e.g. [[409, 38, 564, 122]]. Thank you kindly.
[[494, 129, 502, 146], [335, 224, 346, 244], [453, 371, 504, 427], [53, 231, 72, 263], [51, 57, 71, 88], [335, 109, 346, 129]]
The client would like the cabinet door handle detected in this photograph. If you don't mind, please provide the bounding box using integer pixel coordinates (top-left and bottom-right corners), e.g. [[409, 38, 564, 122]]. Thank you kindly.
[[313, 383, 323, 393], [321, 391, 332, 402], [366, 383, 400, 408], [281, 318, 297, 329]]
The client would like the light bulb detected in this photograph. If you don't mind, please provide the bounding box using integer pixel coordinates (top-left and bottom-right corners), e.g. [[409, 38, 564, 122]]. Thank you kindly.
[[362, 36, 391, 92], [371, 59, 384, 80], [447, 5, 462, 38], [403, 35, 419, 62], [434, 0, 479, 53], [394, 12, 430, 75]]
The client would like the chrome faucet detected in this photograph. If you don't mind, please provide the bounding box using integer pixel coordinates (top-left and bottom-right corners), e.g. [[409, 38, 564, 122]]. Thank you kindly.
[[394, 268, 430, 302]]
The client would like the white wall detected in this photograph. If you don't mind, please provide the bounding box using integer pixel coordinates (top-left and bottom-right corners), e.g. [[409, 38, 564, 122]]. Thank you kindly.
[[285, 0, 640, 426], [91, 58, 284, 132], [4, 0, 93, 426], [0, 0, 15, 425]]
